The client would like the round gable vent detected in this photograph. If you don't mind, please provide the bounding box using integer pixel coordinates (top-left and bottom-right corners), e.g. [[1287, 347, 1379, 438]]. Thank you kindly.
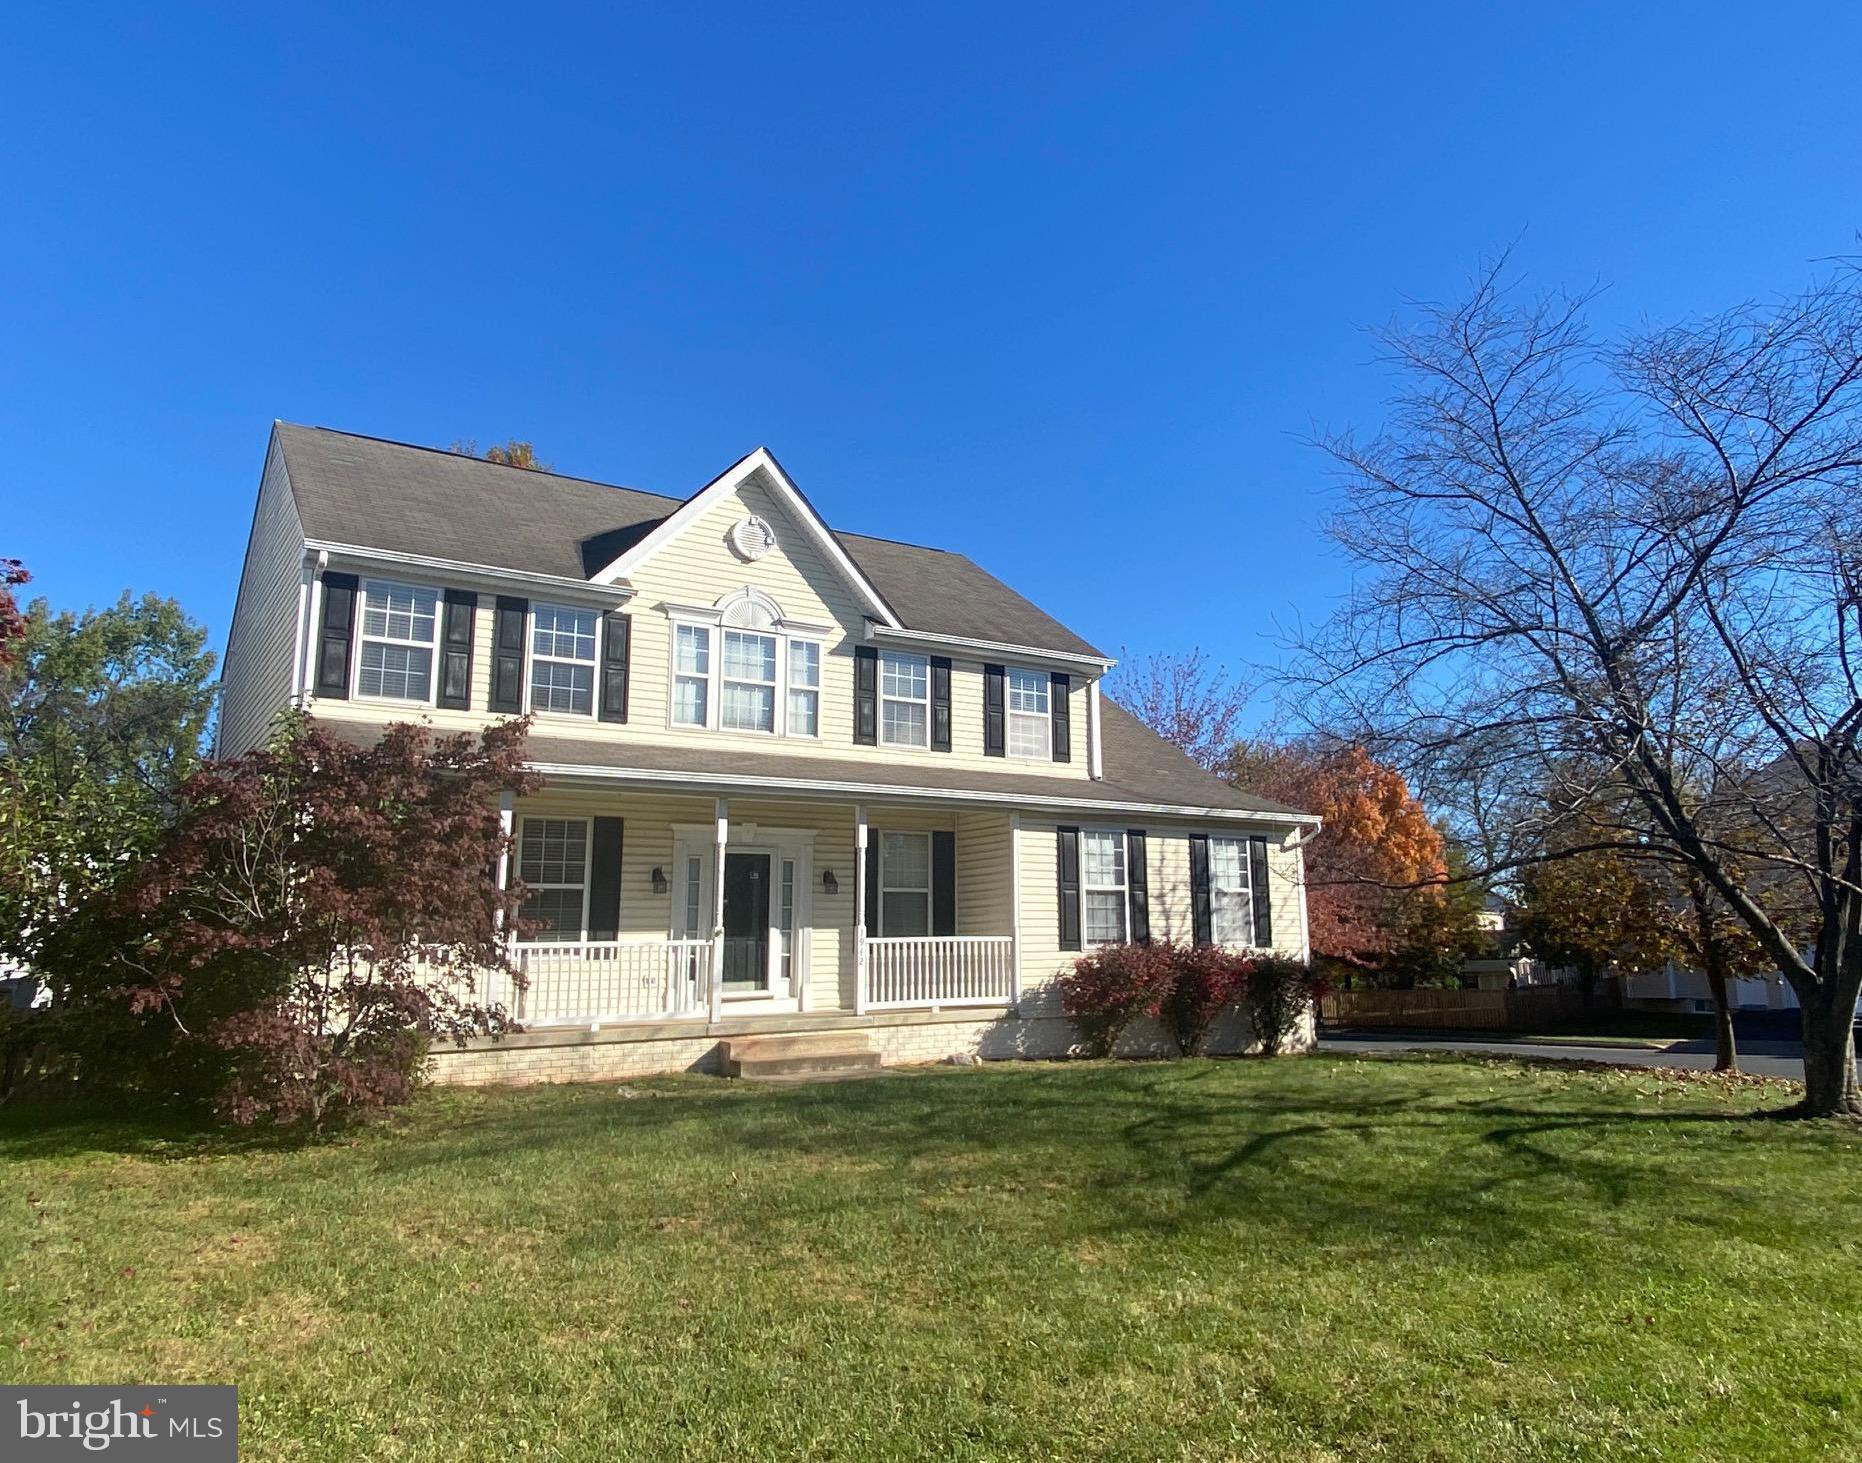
[[730, 514, 777, 562]]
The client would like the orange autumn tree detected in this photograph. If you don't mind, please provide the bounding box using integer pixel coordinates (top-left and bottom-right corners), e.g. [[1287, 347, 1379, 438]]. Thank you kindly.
[[1226, 739, 1454, 972]]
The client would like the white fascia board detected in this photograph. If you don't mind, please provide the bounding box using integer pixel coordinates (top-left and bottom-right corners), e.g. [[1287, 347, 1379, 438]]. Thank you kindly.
[[526, 758, 1320, 829], [305, 540, 634, 606], [588, 447, 903, 628], [865, 624, 1114, 675]]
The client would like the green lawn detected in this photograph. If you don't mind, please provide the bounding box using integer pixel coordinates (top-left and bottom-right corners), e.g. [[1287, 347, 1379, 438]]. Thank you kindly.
[[4, 1057, 1860, 1461]]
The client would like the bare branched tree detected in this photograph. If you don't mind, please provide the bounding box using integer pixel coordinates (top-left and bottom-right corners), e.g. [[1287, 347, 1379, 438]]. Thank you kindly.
[[1296, 253, 1862, 1118], [1107, 649, 1252, 770]]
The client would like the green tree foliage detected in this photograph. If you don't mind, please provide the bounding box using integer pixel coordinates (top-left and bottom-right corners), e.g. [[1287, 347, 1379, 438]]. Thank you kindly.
[[0, 592, 216, 966]]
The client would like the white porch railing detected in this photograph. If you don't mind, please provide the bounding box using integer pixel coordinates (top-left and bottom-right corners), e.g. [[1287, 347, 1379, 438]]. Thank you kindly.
[[862, 935, 1016, 1011], [509, 940, 714, 1026]]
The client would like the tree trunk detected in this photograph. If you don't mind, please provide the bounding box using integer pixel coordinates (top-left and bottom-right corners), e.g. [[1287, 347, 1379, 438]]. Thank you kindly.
[[1692, 891, 1738, 1074], [1703, 962, 1738, 1073], [1797, 989, 1862, 1119]]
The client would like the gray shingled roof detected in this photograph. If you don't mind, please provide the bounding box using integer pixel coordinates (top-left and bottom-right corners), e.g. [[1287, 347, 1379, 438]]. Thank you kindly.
[[273, 423, 1311, 820], [321, 698, 1308, 820], [273, 423, 1102, 657]]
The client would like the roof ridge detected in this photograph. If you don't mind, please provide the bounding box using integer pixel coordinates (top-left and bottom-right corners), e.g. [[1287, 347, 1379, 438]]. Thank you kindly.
[[275, 421, 686, 506]]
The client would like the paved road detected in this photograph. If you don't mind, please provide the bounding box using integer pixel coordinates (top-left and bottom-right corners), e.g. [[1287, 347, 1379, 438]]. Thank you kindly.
[[1317, 1030, 1825, 1081]]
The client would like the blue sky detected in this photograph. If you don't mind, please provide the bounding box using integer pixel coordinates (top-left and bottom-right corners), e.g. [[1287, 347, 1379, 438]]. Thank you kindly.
[[4, 3, 1858, 724]]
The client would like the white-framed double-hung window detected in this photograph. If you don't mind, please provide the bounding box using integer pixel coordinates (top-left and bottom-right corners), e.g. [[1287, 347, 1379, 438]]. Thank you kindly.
[[1209, 836, 1255, 946], [1006, 668, 1051, 758], [787, 640, 821, 736], [356, 579, 438, 702], [1082, 829, 1129, 944], [878, 830, 931, 936], [721, 630, 779, 732], [880, 650, 930, 748], [672, 624, 712, 727], [517, 817, 590, 943], [530, 603, 597, 715]]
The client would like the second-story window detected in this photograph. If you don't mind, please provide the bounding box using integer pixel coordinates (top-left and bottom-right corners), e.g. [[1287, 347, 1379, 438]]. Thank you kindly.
[[358, 580, 438, 702], [673, 624, 711, 726], [788, 641, 820, 736], [1006, 668, 1051, 758], [530, 604, 597, 715], [880, 650, 929, 748], [721, 630, 778, 732]]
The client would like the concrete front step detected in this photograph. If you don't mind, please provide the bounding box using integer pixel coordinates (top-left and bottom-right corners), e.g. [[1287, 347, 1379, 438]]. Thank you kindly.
[[721, 1032, 880, 1080]]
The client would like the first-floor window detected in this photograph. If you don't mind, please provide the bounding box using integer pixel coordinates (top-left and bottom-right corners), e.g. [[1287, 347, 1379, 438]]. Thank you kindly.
[[879, 830, 931, 936], [721, 629, 778, 732], [531, 604, 597, 715], [357, 579, 437, 701], [518, 818, 588, 942], [673, 624, 711, 726], [880, 650, 929, 747], [1006, 668, 1051, 758], [1210, 836, 1254, 945], [1082, 830, 1128, 944], [787, 640, 820, 736]]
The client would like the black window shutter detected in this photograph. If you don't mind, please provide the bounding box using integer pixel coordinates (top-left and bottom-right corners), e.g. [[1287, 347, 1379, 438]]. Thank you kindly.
[[930, 656, 952, 752], [588, 817, 624, 941], [864, 837, 881, 936], [1189, 834, 1213, 946], [314, 571, 358, 698], [932, 830, 956, 935], [490, 596, 527, 714], [1050, 673, 1072, 762], [437, 589, 477, 710], [1248, 835, 1274, 948], [854, 645, 878, 745], [599, 612, 631, 723], [983, 664, 1006, 757], [1056, 825, 1081, 951], [1126, 829, 1151, 944]]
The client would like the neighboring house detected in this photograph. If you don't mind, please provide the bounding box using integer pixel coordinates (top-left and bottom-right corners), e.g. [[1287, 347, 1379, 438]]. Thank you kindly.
[[219, 425, 1317, 1081]]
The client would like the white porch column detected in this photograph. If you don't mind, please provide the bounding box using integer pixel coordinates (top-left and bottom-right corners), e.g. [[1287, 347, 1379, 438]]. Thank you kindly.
[[853, 804, 869, 1014], [709, 797, 729, 1024], [1087, 679, 1104, 781], [1008, 811, 1023, 1013], [495, 790, 518, 1017]]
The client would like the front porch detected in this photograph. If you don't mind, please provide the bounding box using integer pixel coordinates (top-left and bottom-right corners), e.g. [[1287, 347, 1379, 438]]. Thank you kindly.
[[480, 787, 1026, 1029]]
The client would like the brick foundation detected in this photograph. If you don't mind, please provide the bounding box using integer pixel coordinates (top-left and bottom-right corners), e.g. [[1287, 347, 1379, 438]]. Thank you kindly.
[[425, 1005, 1317, 1087]]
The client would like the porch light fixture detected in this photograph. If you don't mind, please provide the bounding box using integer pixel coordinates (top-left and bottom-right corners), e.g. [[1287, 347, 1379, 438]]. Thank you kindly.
[[822, 869, 839, 895], [650, 866, 669, 895]]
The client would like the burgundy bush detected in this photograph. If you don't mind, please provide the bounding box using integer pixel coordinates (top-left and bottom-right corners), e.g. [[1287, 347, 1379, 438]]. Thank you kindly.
[[1246, 955, 1329, 1055], [79, 712, 539, 1128], [1164, 945, 1253, 1055], [1056, 941, 1176, 1057]]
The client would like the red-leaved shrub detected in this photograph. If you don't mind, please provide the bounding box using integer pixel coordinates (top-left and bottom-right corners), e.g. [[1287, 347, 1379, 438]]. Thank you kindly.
[[1055, 941, 1176, 1057], [1246, 955, 1329, 1055], [1164, 945, 1253, 1055]]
